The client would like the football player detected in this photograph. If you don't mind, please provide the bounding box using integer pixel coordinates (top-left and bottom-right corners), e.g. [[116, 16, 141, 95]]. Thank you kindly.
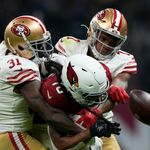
[[40, 54, 121, 150], [55, 8, 137, 150], [0, 15, 121, 150]]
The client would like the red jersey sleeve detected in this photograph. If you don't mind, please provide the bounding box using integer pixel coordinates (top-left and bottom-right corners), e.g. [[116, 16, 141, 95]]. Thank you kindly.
[[41, 73, 83, 114]]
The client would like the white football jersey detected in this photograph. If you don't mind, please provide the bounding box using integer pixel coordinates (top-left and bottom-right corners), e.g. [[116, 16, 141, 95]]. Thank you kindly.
[[55, 36, 137, 77], [0, 41, 11, 56], [0, 54, 40, 132], [55, 36, 137, 121]]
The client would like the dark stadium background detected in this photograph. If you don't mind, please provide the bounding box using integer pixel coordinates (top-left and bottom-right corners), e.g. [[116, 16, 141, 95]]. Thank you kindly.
[[0, 0, 150, 149]]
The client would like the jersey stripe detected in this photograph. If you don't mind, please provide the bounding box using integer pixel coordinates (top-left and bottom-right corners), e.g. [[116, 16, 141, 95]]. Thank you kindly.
[[9, 132, 30, 150], [124, 65, 137, 69], [125, 61, 137, 70], [127, 60, 137, 64], [121, 70, 137, 74], [56, 41, 67, 55], [100, 62, 112, 84], [117, 50, 130, 55], [122, 67, 137, 74], [18, 133, 30, 150], [67, 36, 80, 42], [8, 72, 37, 84], [8, 69, 34, 79], [9, 132, 20, 150], [7, 69, 38, 84]]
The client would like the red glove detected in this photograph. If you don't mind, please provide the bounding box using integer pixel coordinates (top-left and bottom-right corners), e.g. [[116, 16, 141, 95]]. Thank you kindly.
[[76, 109, 98, 128], [108, 85, 129, 103], [89, 106, 102, 117]]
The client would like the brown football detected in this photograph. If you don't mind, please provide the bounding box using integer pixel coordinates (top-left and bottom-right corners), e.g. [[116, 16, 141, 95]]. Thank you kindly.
[[129, 89, 150, 125]]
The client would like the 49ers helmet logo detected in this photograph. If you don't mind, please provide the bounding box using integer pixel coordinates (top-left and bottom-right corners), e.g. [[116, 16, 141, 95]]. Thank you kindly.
[[67, 62, 79, 87], [11, 24, 31, 36], [97, 10, 106, 20]]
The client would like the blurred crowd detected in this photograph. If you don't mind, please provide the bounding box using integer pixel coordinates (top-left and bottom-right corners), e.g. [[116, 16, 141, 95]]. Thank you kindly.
[[0, 0, 150, 91]]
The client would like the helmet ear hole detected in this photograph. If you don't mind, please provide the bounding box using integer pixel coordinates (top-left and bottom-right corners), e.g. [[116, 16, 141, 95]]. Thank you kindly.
[[18, 45, 24, 51]]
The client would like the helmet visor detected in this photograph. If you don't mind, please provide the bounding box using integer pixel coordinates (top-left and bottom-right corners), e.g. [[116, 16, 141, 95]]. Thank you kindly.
[[22, 31, 54, 59], [30, 36, 54, 58], [74, 88, 108, 107], [94, 29, 125, 55]]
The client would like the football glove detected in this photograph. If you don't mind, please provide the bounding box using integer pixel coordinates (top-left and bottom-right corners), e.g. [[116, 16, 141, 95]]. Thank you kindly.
[[76, 109, 98, 128], [76, 107, 102, 128], [89, 117, 121, 137], [108, 85, 129, 103]]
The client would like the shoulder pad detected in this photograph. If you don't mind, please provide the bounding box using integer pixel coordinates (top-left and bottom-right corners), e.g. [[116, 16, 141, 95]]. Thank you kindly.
[[0, 55, 40, 85], [55, 36, 81, 56]]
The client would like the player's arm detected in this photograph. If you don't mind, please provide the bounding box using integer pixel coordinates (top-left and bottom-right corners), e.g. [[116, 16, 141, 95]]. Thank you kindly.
[[55, 36, 79, 56], [48, 125, 90, 150], [99, 72, 131, 113], [48, 118, 121, 150], [111, 72, 131, 89], [73, 73, 131, 128], [17, 79, 82, 135]]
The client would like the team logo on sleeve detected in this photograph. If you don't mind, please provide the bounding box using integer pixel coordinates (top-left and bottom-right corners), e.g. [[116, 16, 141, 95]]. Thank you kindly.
[[11, 24, 31, 37], [67, 62, 79, 88]]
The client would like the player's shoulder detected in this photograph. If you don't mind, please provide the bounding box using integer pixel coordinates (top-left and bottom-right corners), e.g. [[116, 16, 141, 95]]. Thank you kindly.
[[0, 41, 9, 56], [0, 55, 38, 70], [116, 50, 136, 61], [115, 50, 137, 74], [59, 36, 81, 44], [0, 55, 39, 84], [55, 36, 88, 56]]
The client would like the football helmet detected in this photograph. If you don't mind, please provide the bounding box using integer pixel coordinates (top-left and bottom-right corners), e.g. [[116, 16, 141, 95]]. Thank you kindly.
[[87, 8, 127, 60], [4, 15, 53, 61], [61, 54, 109, 106]]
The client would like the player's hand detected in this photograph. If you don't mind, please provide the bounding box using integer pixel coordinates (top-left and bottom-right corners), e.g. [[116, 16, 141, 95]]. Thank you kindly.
[[89, 117, 121, 137], [76, 109, 97, 128], [108, 85, 129, 103], [76, 107, 101, 128]]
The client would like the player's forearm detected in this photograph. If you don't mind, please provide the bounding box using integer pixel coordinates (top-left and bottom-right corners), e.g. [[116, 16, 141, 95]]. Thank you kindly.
[[112, 73, 130, 89], [20, 80, 82, 135], [33, 97, 83, 135], [47, 111, 83, 135], [53, 130, 91, 150], [99, 99, 116, 114]]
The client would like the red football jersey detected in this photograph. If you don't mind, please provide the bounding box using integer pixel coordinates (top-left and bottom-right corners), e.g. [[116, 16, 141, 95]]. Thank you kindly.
[[41, 73, 83, 114]]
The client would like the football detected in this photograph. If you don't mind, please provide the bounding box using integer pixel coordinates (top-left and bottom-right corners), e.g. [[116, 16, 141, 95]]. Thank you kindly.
[[129, 89, 150, 125]]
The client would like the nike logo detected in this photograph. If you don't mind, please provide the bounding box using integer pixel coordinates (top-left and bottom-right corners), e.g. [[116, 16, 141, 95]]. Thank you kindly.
[[47, 90, 52, 99], [14, 68, 23, 72]]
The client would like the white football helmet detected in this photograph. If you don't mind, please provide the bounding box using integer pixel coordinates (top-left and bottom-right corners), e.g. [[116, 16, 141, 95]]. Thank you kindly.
[[4, 15, 54, 62], [87, 8, 127, 60], [61, 54, 109, 106]]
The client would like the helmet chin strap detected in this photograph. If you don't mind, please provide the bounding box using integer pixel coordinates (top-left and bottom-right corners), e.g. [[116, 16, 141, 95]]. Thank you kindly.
[[91, 45, 116, 61]]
